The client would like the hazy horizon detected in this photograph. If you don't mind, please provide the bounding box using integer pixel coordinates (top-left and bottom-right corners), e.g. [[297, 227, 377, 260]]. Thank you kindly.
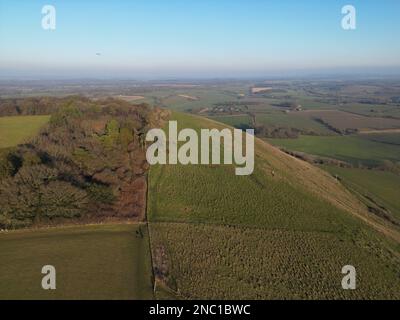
[[2, 67, 400, 82], [1, 0, 400, 79]]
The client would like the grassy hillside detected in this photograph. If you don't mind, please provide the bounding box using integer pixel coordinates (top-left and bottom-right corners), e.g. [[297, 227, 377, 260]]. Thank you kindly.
[[0, 224, 153, 300], [148, 112, 400, 299], [0, 115, 50, 148]]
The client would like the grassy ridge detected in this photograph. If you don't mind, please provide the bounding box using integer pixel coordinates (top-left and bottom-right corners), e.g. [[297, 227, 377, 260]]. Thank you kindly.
[[148, 112, 367, 232], [148, 112, 400, 299], [0, 224, 153, 300], [0, 115, 50, 149]]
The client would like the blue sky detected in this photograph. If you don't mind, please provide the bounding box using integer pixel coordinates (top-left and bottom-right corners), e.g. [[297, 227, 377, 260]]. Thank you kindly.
[[1, 0, 400, 78]]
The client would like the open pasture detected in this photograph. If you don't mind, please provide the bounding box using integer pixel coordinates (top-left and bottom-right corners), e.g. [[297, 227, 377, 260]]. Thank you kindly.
[[0, 115, 50, 149], [0, 224, 154, 300]]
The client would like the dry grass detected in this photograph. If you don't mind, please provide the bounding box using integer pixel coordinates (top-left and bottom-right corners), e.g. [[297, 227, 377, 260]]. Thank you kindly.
[[150, 222, 400, 299]]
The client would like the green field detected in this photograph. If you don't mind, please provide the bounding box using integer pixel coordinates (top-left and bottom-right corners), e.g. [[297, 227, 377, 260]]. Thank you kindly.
[[160, 88, 240, 111], [0, 224, 153, 300], [323, 166, 400, 221], [209, 112, 333, 135], [207, 115, 252, 128], [268, 135, 400, 167], [0, 115, 50, 148], [295, 110, 400, 131], [147, 112, 400, 299], [256, 113, 332, 134], [359, 132, 400, 146], [339, 103, 400, 119]]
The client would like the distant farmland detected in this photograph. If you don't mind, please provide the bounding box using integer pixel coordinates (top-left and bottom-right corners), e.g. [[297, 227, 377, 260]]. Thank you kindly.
[[209, 113, 333, 135], [359, 132, 400, 145], [268, 134, 400, 167], [297, 110, 400, 132]]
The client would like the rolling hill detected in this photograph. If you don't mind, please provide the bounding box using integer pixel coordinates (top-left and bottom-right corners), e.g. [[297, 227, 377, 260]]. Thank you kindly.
[[148, 111, 400, 299]]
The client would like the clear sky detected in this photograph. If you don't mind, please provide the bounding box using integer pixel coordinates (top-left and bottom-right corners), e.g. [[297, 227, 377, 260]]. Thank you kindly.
[[1, 0, 400, 79]]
